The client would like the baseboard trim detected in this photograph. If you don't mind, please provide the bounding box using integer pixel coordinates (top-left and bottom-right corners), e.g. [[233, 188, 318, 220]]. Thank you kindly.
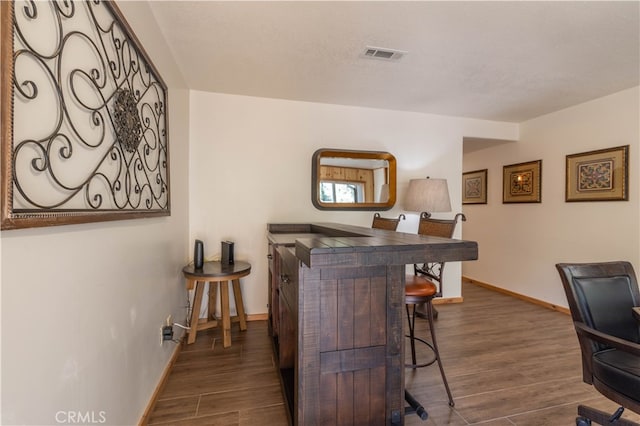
[[138, 342, 182, 426], [433, 296, 463, 305], [247, 313, 268, 321], [138, 313, 266, 424], [463, 276, 570, 315]]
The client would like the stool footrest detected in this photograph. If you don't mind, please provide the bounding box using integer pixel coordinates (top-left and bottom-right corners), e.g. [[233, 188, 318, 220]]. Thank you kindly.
[[404, 334, 436, 368], [405, 300, 455, 407], [193, 320, 219, 332]]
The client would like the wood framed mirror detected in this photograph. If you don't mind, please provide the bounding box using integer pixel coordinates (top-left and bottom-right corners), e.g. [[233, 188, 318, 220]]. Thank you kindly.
[[311, 149, 396, 210]]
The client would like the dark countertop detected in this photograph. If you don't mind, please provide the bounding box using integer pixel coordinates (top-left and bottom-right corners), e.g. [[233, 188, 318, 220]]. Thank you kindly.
[[268, 222, 478, 268]]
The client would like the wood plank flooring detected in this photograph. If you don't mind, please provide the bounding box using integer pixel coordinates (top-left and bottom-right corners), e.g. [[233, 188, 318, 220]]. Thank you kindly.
[[147, 281, 640, 425]]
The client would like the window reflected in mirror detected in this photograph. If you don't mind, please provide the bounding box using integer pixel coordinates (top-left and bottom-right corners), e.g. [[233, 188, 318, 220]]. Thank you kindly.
[[312, 149, 396, 210], [320, 182, 364, 203]]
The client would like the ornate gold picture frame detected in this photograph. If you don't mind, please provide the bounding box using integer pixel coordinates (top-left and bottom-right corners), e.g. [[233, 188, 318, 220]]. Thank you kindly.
[[565, 145, 628, 202], [462, 169, 487, 204], [502, 160, 542, 203], [1, 0, 170, 230]]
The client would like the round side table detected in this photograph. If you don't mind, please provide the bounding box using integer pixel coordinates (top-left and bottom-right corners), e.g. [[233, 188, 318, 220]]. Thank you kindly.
[[182, 260, 251, 347]]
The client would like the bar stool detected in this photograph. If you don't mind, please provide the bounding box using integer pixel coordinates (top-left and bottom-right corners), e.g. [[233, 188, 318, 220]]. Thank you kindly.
[[413, 212, 466, 319], [370, 213, 451, 417], [405, 274, 455, 407], [371, 212, 405, 230]]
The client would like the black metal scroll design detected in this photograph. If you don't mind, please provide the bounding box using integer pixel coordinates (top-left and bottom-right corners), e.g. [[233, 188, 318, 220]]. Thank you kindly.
[[11, 0, 168, 213]]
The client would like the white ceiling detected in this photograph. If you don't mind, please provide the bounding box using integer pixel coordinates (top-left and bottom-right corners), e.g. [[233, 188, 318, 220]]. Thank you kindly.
[[148, 1, 640, 123]]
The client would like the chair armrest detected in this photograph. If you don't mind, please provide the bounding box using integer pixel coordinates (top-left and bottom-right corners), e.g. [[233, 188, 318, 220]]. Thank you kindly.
[[633, 307, 640, 322], [574, 321, 640, 356]]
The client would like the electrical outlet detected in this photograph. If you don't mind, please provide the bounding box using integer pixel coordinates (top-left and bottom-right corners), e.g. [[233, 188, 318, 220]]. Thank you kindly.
[[161, 315, 173, 346], [162, 325, 174, 344]]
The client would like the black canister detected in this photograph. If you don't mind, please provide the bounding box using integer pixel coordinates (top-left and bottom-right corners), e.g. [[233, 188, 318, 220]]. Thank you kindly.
[[194, 240, 204, 269]]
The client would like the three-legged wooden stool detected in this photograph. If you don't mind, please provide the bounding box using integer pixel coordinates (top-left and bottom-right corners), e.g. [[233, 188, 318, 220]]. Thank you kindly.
[[182, 260, 251, 348]]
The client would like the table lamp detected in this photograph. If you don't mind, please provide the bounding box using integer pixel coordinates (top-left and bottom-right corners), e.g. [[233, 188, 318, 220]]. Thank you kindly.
[[403, 177, 451, 217]]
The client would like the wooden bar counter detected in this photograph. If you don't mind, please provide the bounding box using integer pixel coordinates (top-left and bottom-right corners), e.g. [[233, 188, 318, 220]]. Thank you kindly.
[[267, 223, 478, 425]]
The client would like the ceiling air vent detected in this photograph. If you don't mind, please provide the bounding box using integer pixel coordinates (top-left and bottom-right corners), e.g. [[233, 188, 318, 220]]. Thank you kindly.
[[362, 46, 407, 61]]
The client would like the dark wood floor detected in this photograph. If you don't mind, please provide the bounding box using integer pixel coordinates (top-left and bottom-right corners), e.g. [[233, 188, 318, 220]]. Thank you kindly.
[[147, 281, 640, 425]]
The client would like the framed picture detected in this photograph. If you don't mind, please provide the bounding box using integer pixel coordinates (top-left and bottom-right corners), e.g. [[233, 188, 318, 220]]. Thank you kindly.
[[502, 160, 542, 203], [1, 0, 170, 230], [565, 145, 629, 202], [462, 169, 487, 204]]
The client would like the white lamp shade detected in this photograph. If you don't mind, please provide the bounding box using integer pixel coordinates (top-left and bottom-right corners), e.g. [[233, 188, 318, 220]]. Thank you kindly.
[[378, 184, 389, 202], [403, 178, 451, 213]]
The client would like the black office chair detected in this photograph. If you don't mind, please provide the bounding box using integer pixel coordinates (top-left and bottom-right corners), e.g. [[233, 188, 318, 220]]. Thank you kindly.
[[556, 261, 640, 426]]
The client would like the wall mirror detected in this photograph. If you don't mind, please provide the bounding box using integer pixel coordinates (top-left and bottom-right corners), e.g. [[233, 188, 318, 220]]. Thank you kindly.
[[311, 149, 396, 210]]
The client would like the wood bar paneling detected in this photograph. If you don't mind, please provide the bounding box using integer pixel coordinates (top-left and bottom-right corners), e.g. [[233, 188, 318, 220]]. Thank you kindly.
[[320, 280, 338, 352], [337, 278, 355, 351], [300, 264, 322, 425], [267, 222, 477, 425], [354, 278, 372, 348], [320, 347, 386, 374], [385, 264, 405, 424]]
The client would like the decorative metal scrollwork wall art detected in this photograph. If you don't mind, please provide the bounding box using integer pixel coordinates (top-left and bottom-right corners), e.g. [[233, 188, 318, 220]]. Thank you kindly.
[[1, 0, 170, 230]]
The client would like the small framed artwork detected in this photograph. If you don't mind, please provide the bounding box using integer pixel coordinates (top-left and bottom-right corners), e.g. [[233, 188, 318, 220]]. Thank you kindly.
[[462, 169, 488, 204], [565, 145, 629, 202], [503, 160, 542, 203]]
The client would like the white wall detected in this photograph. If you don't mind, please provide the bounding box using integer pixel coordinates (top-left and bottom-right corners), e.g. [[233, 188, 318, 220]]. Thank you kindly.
[[463, 87, 640, 308], [189, 91, 518, 315], [1, 2, 190, 425]]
